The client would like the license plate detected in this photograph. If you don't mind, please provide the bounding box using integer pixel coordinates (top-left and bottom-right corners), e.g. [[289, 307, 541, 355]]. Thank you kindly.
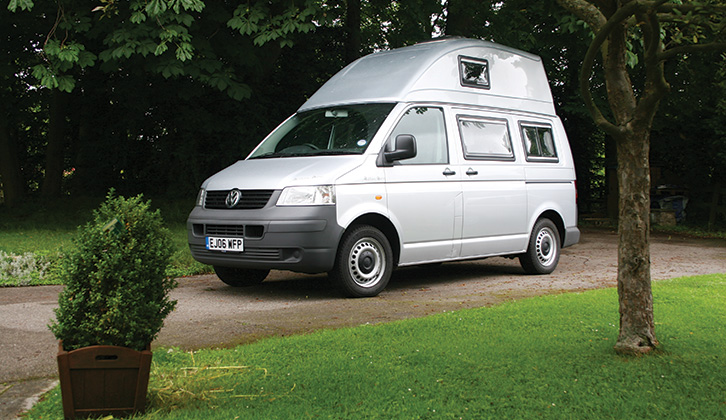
[[206, 237, 244, 252]]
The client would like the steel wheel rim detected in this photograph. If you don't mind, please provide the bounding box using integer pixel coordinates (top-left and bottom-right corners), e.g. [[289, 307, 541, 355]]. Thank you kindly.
[[347, 237, 385, 288], [535, 227, 557, 267]]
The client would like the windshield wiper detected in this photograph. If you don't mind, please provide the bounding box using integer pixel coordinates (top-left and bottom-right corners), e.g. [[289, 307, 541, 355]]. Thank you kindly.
[[310, 150, 355, 156], [249, 152, 310, 159], [250, 150, 355, 159]]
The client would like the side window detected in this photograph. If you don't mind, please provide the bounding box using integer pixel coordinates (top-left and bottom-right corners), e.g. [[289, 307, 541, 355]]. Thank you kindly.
[[389, 107, 448, 165], [459, 56, 490, 89], [521, 124, 558, 161], [458, 116, 514, 161]]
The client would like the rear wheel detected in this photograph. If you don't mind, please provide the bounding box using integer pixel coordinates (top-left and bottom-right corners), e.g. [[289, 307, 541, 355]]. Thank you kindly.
[[213, 266, 269, 287], [519, 218, 560, 274], [330, 225, 393, 298]]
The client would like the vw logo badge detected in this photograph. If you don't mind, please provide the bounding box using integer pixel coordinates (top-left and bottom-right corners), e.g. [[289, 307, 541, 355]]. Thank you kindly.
[[225, 189, 242, 208]]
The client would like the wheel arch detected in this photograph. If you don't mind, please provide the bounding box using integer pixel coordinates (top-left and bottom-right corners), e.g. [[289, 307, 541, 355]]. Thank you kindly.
[[535, 210, 566, 246], [345, 213, 401, 267]]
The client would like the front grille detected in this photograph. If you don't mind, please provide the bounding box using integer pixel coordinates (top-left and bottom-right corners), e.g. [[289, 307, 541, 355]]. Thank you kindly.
[[206, 225, 244, 236], [205, 190, 274, 209], [190, 244, 282, 261]]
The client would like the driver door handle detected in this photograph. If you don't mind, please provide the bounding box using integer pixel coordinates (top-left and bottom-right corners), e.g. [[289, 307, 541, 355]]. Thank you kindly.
[[466, 168, 478, 176], [443, 168, 456, 176]]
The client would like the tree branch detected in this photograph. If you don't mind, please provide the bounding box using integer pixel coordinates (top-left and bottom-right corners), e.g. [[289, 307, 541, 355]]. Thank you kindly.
[[574, 0, 646, 136], [659, 42, 726, 61], [655, 2, 726, 14], [556, 0, 608, 32], [633, 10, 669, 126]]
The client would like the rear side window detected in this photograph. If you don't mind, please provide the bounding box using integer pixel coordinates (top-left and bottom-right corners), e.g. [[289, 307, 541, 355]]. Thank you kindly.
[[458, 116, 514, 161], [521, 124, 558, 161]]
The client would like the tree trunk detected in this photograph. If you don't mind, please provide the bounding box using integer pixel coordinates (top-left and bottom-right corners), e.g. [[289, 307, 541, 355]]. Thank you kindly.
[[445, 0, 475, 37], [0, 109, 24, 207], [41, 90, 69, 198], [345, 0, 361, 64], [613, 125, 658, 354]]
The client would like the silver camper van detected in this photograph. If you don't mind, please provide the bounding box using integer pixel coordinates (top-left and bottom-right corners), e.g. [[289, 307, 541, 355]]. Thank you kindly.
[[187, 38, 580, 297]]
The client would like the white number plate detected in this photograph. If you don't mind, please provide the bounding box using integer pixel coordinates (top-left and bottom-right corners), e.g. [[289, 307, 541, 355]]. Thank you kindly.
[[206, 237, 244, 252]]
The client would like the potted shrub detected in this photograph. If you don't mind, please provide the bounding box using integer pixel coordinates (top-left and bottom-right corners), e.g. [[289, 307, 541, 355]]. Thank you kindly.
[[49, 191, 177, 419]]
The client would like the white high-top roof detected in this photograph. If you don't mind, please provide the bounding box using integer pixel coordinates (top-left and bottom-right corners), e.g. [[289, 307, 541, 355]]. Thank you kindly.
[[299, 38, 556, 116]]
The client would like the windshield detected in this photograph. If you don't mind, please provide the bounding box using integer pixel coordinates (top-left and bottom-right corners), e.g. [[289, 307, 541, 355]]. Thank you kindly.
[[249, 103, 395, 159]]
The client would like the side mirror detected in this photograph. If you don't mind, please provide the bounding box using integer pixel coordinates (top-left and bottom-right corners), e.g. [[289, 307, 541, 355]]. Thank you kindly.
[[382, 134, 417, 164]]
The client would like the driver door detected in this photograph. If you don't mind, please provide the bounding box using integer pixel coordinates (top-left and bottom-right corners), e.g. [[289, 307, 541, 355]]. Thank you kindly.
[[383, 106, 462, 265]]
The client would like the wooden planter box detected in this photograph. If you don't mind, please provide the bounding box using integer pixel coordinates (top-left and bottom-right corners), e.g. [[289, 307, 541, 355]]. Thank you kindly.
[[57, 342, 152, 419]]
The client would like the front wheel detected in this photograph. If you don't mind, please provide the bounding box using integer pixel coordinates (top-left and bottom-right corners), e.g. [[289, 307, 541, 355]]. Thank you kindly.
[[519, 219, 561, 274], [329, 225, 394, 298], [213, 266, 269, 287]]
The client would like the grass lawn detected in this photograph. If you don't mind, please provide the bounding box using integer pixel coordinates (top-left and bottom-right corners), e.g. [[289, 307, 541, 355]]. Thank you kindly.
[[25, 274, 726, 419], [0, 197, 211, 286]]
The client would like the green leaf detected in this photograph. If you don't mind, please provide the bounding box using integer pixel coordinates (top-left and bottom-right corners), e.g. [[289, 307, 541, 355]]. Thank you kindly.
[[173, 12, 194, 27], [159, 61, 184, 78], [130, 11, 146, 23], [281, 20, 296, 34], [8, 0, 33, 12], [175, 43, 194, 61], [180, 0, 204, 13], [154, 42, 169, 56], [145, 0, 166, 16], [31, 65, 59, 89], [57, 45, 81, 63], [44, 40, 62, 57], [226, 83, 251, 101], [248, 7, 266, 23], [98, 49, 113, 62], [31, 64, 51, 82], [137, 40, 156, 57], [56, 75, 76, 93], [208, 74, 228, 90], [76, 51, 97, 68], [227, 15, 244, 30]]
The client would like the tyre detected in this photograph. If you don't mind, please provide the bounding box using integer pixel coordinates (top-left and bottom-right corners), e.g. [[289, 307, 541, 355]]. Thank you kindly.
[[519, 218, 561, 274], [330, 225, 394, 298], [213, 266, 269, 287]]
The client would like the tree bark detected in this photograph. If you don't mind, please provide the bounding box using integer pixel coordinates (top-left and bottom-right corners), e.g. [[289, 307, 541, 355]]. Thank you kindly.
[[40, 90, 69, 199], [345, 0, 361, 64], [613, 126, 658, 354], [0, 107, 23, 207]]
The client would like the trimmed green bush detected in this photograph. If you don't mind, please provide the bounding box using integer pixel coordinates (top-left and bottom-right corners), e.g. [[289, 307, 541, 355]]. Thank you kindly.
[[49, 191, 177, 351]]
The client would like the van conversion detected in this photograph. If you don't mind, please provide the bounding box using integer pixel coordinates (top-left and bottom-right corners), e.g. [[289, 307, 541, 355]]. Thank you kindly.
[[187, 37, 580, 297]]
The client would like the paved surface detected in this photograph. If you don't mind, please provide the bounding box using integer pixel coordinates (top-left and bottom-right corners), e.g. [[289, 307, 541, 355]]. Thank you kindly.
[[1, 228, 724, 418]]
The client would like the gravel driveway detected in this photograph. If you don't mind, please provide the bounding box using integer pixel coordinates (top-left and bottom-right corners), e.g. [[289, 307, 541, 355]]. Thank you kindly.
[[1, 228, 724, 416]]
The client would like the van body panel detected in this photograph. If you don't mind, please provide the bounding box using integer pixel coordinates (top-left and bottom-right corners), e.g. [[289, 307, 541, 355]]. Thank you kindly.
[[525, 181, 579, 231], [334, 182, 389, 230], [460, 179, 528, 256], [300, 39, 555, 115], [187, 38, 580, 293], [201, 156, 361, 191], [384, 165, 462, 264]]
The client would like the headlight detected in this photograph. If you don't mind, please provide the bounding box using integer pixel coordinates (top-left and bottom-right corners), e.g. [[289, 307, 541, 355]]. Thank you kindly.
[[196, 188, 206, 207], [277, 186, 335, 206]]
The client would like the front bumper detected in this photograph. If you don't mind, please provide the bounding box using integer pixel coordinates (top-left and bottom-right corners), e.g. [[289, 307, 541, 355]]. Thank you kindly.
[[187, 197, 344, 274]]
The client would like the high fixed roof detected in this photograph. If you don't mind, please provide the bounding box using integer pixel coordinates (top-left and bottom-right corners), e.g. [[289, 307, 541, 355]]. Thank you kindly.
[[298, 38, 556, 115]]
